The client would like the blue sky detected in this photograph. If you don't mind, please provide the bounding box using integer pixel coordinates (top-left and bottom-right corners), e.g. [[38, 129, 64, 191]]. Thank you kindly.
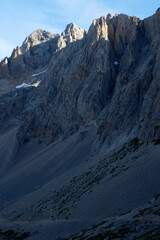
[[0, 0, 159, 60]]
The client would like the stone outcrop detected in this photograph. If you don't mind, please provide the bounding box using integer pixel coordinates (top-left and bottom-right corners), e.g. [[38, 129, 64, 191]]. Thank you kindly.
[[57, 23, 86, 51], [0, 57, 9, 79]]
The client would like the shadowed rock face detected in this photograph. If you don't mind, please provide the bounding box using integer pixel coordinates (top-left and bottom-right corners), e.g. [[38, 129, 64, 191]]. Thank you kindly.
[[12, 9, 160, 148], [107, 14, 140, 53], [98, 9, 160, 147]]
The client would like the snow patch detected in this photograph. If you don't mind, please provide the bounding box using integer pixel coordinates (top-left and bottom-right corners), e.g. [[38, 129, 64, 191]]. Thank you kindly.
[[16, 80, 41, 89], [31, 69, 47, 77], [114, 61, 119, 65], [16, 83, 28, 89]]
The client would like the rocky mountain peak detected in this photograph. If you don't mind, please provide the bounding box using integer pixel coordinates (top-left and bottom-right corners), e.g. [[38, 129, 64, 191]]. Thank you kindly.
[[56, 23, 85, 51], [2, 57, 8, 65], [0, 23, 86, 87], [88, 16, 108, 42], [21, 29, 59, 53], [11, 46, 22, 59], [156, 7, 160, 15], [62, 22, 85, 41], [143, 7, 160, 45], [0, 29, 60, 84]]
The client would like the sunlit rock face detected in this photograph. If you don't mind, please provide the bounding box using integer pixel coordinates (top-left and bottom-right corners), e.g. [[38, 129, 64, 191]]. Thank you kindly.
[[58, 22, 86, 50]]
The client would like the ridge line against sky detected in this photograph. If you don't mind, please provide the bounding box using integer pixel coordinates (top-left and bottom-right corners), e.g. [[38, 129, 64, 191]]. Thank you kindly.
[[0, 0, 159, 60]]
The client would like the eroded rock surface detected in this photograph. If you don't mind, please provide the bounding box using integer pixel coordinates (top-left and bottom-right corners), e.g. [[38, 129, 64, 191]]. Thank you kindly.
[[12, 9, 160, 148]]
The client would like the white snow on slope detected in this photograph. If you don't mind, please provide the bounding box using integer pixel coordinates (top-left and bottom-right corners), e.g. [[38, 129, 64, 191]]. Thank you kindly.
[[31, 69, 47, 77], [15, 69, 47, 89], [16, 81, 41, 89], [114, 61, 119, 65], [16, 83, 28, 89]]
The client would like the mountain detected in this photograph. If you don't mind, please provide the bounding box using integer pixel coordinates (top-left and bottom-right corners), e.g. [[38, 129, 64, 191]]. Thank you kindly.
[[0, 9, 160, 240], [0, 24, 85, 94]]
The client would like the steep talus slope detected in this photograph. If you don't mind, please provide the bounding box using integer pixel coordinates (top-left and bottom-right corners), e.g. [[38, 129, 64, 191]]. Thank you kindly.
[[0, 124, 97, 202], [0, 9, 160, 240], [1, 139, 160, 240]]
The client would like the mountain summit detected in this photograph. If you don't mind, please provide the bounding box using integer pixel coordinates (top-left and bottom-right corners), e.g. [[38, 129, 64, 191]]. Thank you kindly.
[[0, 24, 85, 88]]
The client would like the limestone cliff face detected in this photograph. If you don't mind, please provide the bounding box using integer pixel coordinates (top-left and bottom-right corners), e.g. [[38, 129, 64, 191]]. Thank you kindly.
[[0, 25, 85, 85], [1, 9, 160, 151], [0, 30, 58, 84], [143, 8, 160, 46], [87, 16, 108, 42], [97, 9, 160, 148], [17, 16, 116, 143], [106, 14, 140, 56], [57, 23, 86, 51]]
